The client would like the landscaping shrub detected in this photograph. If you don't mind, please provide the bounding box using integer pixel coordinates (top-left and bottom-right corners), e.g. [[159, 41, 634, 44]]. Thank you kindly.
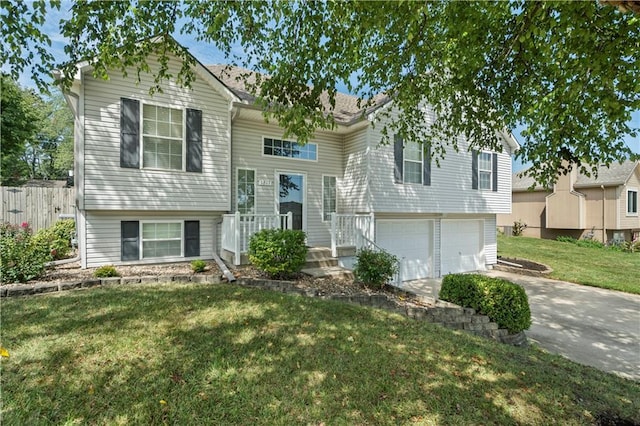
[[353, 248, 399, 289], [1, 222, 51, 283], [33, 219, 76, 260], [191, 259, 207, 273], [440, 274, 532, 334], [248, 229, 307, 279], [575, 238, 605, 249], [93, 265, 119, 278], [512, 220, 527, 236]]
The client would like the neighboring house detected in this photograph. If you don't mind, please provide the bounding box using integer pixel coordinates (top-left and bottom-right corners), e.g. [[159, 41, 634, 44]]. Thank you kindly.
[[62, 42, 518, 281], [497, 160, 640, 242]]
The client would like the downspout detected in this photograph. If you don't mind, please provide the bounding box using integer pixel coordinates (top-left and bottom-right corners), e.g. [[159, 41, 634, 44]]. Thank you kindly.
[[214, 218, 236, 282], [601, 185, 606, 244]]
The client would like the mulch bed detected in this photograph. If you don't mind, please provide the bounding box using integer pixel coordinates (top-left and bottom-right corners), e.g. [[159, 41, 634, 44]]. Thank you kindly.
[[497, 257, 549, 272]]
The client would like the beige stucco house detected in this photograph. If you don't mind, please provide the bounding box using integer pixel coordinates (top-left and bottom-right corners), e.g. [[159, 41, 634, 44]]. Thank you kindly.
[[498, 160, 640, 242]]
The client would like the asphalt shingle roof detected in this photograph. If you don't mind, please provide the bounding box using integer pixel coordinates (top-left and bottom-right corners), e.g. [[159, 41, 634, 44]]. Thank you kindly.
[[206, 64, 391, 125], [512, 160, 638, 191]]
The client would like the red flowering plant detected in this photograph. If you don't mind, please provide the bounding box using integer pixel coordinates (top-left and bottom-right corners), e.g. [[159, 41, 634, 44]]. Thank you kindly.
[[1, 221, 51, 283]]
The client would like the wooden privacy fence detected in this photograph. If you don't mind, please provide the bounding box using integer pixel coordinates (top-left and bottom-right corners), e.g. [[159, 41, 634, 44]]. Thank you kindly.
[[1, 186, 76, 231]]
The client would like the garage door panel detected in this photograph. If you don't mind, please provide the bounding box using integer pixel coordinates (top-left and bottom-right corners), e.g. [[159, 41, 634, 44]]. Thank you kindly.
[[376, 220, 433, 281], [441, 220, 484, 275]]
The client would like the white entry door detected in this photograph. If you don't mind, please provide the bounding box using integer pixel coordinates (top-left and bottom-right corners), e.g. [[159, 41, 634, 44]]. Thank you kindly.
[[376, 220, 433, 281], [441, 220, 485, 275]]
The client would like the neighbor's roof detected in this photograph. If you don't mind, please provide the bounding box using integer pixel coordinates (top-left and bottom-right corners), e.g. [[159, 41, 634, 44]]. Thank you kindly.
[[207, 64, 391, 125], [573, 159, 639, 188], [512, 159, 639, 191]]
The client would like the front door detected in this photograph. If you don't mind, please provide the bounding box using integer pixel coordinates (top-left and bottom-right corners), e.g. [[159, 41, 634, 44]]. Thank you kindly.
[[277, 173, 304, 230]]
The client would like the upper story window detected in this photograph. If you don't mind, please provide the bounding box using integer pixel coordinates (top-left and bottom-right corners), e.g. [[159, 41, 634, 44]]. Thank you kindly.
[[478, 152, 493, 190], [628, 188, 638, 215], [142, 105, 184, 170], [263, 137, 317, 161], [403, 140, 423, 184]]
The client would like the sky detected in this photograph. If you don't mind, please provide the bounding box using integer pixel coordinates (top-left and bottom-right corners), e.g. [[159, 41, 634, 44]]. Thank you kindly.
[[12, 3, 639, 174]]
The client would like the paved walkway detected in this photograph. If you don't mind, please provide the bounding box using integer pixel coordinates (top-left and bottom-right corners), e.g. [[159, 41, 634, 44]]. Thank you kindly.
[[400, 271, 640, 381]]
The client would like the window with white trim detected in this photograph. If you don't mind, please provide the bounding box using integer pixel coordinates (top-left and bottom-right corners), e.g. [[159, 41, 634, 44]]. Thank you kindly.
[[478, 152, 493, 190], [237, 169, 256, 214], [403, 140, 423, 184], [142, 104, 184, 170], [323, 176, 337, 221], [263, 137, 317, 160], [628, 188, 638, 215], [142, 222, 182, 258]]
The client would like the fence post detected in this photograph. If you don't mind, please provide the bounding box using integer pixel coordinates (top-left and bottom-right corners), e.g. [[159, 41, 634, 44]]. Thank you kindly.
[[234, 211, 241, 265], [331, 212, 337, 257]]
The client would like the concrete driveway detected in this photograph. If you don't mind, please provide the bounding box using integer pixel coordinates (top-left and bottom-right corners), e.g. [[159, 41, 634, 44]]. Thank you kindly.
[[486, 270, 640, 381]]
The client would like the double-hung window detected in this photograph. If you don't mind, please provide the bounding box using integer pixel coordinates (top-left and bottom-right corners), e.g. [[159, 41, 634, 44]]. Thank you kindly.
[[403, 140, 423, 184], [142, 105, 184, 170], [628, 188, 638, 215], [478, 152, 493, 190], [142, 222, 182, 258], [237, 169, 256, 214], [323, 176, 337, 221]]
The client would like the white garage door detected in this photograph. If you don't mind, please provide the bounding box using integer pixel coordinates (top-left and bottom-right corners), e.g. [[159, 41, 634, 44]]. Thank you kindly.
[[376, 220, 433, 282], [441, 220, 485, 275]]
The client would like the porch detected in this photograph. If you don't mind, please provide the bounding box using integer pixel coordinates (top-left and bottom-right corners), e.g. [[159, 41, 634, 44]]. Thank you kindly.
[[221, 212, 375, 263]]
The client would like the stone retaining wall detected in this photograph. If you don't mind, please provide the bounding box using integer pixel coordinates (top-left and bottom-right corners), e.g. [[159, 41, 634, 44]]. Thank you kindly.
[[1, 274, 526, 347]]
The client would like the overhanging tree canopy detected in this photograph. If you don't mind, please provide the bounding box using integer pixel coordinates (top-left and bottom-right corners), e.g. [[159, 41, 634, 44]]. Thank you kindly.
[[2, 0, 638, 186]]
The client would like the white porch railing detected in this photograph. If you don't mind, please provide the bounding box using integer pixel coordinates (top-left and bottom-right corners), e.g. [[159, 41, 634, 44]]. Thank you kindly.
[[330, 213, 374, 257], [329, 212, 401, 286], [222, 212, 293, 265]]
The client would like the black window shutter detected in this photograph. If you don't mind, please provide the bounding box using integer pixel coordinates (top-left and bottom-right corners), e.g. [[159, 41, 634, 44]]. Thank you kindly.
[[184, 220, 200, 257], [120, 98, 140, 168], [471, 151, 479, 190], [121, 221, 139, 261], [492, 153, 498, 192], [186, 108, 202, 173], [423, 145, 431, 186], [394, 134, 403, 184]]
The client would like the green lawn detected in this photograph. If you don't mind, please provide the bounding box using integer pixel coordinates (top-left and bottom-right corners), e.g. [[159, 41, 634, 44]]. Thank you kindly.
[[498, 235, 640, 294], [2, 284, 639, 425]]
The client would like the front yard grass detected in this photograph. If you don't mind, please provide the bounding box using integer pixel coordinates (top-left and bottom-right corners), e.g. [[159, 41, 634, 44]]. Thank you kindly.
[[2, 284, 639, 425], [498, 234, 640, 294]]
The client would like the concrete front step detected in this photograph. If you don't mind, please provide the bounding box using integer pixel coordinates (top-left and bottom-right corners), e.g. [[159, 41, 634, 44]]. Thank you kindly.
[[301, 266, 354, 281], [304, 258, 339, 269], [304, 247, 340, 270]]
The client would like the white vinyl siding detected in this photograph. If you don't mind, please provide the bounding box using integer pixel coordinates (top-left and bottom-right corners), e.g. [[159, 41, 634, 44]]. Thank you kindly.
[[237, 168, 256, 214], [83, 211, 219, 268], [142, 221, 182, 258], [367, 107, 512, 214], [323, 175, 337, 221], [478, 152, 492, 190], [82, 54, 231, 211], [142, 104, 184, 170], [404, 140, 423, 184], [341, 127, 370, 213]]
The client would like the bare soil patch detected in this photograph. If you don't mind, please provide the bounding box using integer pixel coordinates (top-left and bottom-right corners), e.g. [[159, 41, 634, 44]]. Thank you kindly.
[[497, 257, 549, 272]]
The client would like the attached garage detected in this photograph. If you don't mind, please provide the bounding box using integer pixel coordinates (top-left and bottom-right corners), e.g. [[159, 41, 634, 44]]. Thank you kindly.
[[441, 219, 485, 275], [375, 220, 433, 281]]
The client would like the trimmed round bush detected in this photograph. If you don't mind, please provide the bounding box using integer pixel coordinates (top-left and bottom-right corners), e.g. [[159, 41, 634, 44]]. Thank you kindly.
[[248, 229, 307, 280], [93, 265, 119, 278], [353, 248, 399, 289], [440, 274, 531, 334]]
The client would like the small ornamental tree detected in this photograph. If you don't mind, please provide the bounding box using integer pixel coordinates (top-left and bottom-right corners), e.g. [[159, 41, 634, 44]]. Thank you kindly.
[[248, 229, 307, 280]]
